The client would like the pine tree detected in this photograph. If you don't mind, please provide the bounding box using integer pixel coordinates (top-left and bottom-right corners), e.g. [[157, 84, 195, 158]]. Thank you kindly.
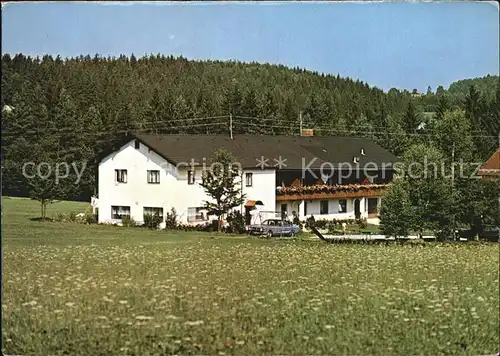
[[403, 101, 420, 133], [1, 53, 498, 202], [242, 89, 258, 118], [54, 88, 91, 200], [435, 94, 450, 121], [464, 85, 484, 124], [281, 95, 297, 135], [384, 114, 410, 156], [351, 114, 374, 139], [258, 91, 279, 134], [464, 85, 495, 158], [224, 85, 243, 117], [436, 85, 445, 97], [172, 94, 193, 134], [144, 87, 164, 134], [239, 89, 259, 134], [335, 116, 348, 136]]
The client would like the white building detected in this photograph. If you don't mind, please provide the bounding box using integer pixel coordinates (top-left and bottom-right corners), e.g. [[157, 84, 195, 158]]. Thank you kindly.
[[95, 133, 398, 227]]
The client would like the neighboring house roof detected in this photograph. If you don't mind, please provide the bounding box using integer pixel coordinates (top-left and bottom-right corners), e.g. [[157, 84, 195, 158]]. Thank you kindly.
[[478, 149, 500, 176], [108, 132, 399, 170]]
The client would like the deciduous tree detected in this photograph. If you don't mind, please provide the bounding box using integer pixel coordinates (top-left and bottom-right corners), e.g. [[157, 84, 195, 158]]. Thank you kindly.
[[379, 178, 414, 238], [199, 149, 246, 231]]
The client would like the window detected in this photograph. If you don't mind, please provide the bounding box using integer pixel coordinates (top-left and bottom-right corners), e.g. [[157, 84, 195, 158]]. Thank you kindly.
[[111, 206, 130, 219], [134, 140, 140, 149], [304, 201, 308, 216], [187, 170, 195, 185], [320, 200, 329, 215], [338, 199, 347, 213], [367, 198, 378, 216], [143, 207, 163, 217], [187, 207, 207, 222], [245, 173, 253, 187], [115, 169, 127, 183], [147, 170, 160, 184]]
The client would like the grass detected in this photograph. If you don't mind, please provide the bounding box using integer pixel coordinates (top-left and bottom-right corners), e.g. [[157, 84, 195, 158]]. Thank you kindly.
[[2, 197, 499, 355]]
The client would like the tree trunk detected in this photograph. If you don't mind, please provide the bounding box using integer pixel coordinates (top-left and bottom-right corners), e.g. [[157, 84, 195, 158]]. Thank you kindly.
[[41, 199, 47, 219]]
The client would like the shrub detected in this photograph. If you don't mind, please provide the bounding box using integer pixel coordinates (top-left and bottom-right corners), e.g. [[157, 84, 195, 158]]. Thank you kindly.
[[89, 213, 98, 224], [306, 218, 328, 229], [226, 210, 245, 234], [327, 223, 336, 234], [210, 220, 220, 232], [121, 215, 136, 227], [315, 219, 329, 229], [78, 211, 97, 225], [165, 208, 178, 230], [199, 222, 216, 232], [68, 212, 77, 223], [144, 213, 163, 229], [54, 213, 66, 222], [357, 218, 368, 229], [305, 215, 316, 229]]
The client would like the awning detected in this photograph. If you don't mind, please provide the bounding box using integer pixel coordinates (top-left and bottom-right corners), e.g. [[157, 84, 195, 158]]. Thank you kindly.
[[245, 200, 264, 207]]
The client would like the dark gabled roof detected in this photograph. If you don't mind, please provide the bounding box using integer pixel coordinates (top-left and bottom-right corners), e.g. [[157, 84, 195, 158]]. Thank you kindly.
[[114, 132, 399, 170]]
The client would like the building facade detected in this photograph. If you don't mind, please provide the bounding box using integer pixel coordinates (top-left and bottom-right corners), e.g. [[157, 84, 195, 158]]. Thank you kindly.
[[95, 133, 398, 227]]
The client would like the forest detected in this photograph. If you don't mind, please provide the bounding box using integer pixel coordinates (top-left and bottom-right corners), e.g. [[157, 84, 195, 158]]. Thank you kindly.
[[1, 53, 499, 204]]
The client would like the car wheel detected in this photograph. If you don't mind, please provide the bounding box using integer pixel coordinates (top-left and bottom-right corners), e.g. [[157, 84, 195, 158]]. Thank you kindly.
[[266, 230, 273, 238]]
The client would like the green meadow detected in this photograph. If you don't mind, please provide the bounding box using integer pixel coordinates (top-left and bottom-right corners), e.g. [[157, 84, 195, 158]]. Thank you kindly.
[[2, 197, 499, 355]]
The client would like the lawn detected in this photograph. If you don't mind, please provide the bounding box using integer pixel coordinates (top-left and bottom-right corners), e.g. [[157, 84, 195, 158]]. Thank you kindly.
[[2, 197, 499, 355]]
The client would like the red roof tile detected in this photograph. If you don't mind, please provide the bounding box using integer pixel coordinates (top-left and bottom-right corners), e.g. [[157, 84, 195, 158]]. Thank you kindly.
[[479, 149, 500, 173]]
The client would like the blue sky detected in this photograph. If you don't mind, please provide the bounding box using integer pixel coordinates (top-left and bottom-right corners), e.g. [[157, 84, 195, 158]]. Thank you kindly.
[[2, 1, 498, 92]]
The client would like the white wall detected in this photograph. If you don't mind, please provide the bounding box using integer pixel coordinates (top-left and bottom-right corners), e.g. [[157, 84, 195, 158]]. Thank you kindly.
[[278, 198, 372, 221], [98, 140, 176, 227], [241, 169, 276, 213], [97, 140, 276, 226]]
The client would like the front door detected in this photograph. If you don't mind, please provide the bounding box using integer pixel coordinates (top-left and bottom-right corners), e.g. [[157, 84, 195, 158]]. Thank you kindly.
[[354, 199, 361, 219], [367, 198, 378, 218], [281, 204, 287, 220]]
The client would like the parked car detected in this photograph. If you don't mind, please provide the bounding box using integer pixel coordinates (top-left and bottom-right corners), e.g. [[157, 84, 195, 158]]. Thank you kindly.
[[247, 219, 301, 237], [479, 225, 499, 242]]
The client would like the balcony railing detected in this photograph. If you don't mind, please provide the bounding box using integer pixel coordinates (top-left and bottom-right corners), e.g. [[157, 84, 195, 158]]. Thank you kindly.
[[276, 183, 389, 201]]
